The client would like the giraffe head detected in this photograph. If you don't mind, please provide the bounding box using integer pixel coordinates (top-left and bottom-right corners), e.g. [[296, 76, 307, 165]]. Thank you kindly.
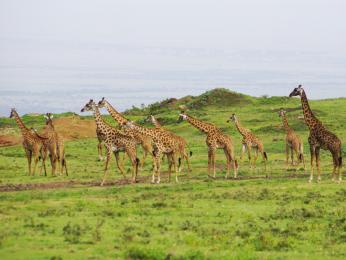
[[227, 113, 238, 123], [289, 85, 304, 97], [81, 99, 96, 112], [145, 115, 155, 123], [97, 97, 106, 109], [278, 109, 286, 118], [44, 113, 54, 125], [177, 111, 188, 123], [9, 108, 16, 118], [122, 121, 135, 129]]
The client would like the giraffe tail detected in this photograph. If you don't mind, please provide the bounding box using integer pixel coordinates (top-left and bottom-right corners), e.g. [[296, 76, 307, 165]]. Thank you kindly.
[[135, 157, 140, 179], [189, 151, 193, 157], [263, 152, 268, 161], [178, 157, 182, 169]]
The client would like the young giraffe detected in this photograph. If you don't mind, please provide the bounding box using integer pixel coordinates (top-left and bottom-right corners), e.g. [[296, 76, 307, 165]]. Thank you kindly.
[[98, 98, 153, 168], [43, 113, 68, 175], [81, 100, 140, 185], [147, 114, 192, 173], [9, 108, 48, 176], [289, 85, 342, 183], [278, 109, 305, 171], [123, 120, 181, 184], [178, 111, 238, 179], [228, 114, 268, 171]]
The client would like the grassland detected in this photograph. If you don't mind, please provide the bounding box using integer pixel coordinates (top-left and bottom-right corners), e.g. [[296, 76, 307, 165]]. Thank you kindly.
[[0, 89, 345, 259]]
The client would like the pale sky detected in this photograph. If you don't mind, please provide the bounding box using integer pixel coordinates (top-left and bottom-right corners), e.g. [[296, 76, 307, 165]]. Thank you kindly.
[[1, 0, 346, 115]]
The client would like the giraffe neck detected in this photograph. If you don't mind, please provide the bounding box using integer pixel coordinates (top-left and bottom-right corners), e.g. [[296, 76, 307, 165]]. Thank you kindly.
[[104, 101, 128, 125], [234, 120, 248, 137], [186, 115, 215, 134], [13, 112, 29, 135], [151, 116, 162, 128], [300, 90, 320, 129], [92, 105, 111, 132], [129, 124, 157, 139], [281, 115, 291, 133]]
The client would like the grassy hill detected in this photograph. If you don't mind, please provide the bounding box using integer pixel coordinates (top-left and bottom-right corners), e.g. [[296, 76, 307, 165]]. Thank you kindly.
[[0, 88, 346, 259]]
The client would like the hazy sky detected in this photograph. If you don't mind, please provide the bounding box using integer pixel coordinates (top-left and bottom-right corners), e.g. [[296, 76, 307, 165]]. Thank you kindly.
[[1, 0, 346, 115]]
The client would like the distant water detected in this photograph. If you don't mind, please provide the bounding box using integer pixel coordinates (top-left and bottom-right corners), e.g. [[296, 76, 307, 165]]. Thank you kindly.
[[1, 44, 346, 116]]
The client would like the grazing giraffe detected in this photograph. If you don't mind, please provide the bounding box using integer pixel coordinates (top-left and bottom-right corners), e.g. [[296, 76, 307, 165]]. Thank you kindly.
[[43, 113, 68, 175], [98, 97, 153, 168], [81, 100, 139, 185], [178, 111, 238, 179], [289, 85, 342, 183], [123, 120, 181, 184], [9, 108, 48, 176], [278, 109, 305, 171], [228, 114, 268, 171], [147, 114, 192, 173]]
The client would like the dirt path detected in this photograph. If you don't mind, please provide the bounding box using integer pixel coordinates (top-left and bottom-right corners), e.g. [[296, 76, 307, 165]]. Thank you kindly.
[[0, 172, 317, 193]]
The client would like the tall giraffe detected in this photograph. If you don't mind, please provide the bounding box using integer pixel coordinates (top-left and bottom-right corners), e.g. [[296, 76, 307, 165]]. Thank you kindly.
[[278, 109, 305, 170], [178, 111, 237, 179], [147, 114, 192, 173], [9, 109, 48, 176], [98, 98, 153, 168], [81, 100, 139, 185], [289, 85, 342, 182], [123, 120, 181, 184], [43, 113, 68, 175], [228, 114, 267, 171]]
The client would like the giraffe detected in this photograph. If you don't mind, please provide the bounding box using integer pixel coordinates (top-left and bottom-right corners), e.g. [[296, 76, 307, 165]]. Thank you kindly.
[[43, 113, 68, 175], [178, 111, 238, 179], [228, 114, 268, 172], [278, 109, 305, 171], [9, 108, 48, 176], [289, 85, 342, 183], [122, 120, 181, 184], [97, 97, 153, 168], [81, 100, 140, 185], [146, 114, 192, 173]]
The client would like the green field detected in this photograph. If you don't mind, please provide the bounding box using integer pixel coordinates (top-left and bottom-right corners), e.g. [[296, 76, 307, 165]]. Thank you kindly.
[[0, 89, 345, 259]]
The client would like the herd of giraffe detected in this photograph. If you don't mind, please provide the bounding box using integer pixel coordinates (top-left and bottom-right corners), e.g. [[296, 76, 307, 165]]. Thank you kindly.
[[9, 85, 343, 184]]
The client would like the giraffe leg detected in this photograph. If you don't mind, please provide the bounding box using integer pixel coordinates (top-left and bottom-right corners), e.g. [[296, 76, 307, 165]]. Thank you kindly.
[[40, 149, 47, 177], [285, 143, 289, 170], [316, 147, 321, 182], [167, 153, 173, 182], [114, 151, 127, 180], [151, 157, 157, 184], [223, 148, 231, 179], [172, 152, 179, 183], [240, 144, 246, 162], [211, 149, 216, 178], [155, 152, 162, 184], [184, 150, 191, 175], [100, 148, 112, 186], [32, 153, 39, 177], [98, 142, 103, 161], [207, 148, 212, 177], [290, 147, 294, 165], [140, 142, 151, 169], [126, 148, 138, 183], [309, 146, 315, 183], [247, 145, 252, 169], [25, 149, 32, 176], [253, 148, 258, 170]]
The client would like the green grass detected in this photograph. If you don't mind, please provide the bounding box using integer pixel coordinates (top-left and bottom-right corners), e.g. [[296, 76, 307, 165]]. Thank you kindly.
[[0, 89, 346, 259]]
